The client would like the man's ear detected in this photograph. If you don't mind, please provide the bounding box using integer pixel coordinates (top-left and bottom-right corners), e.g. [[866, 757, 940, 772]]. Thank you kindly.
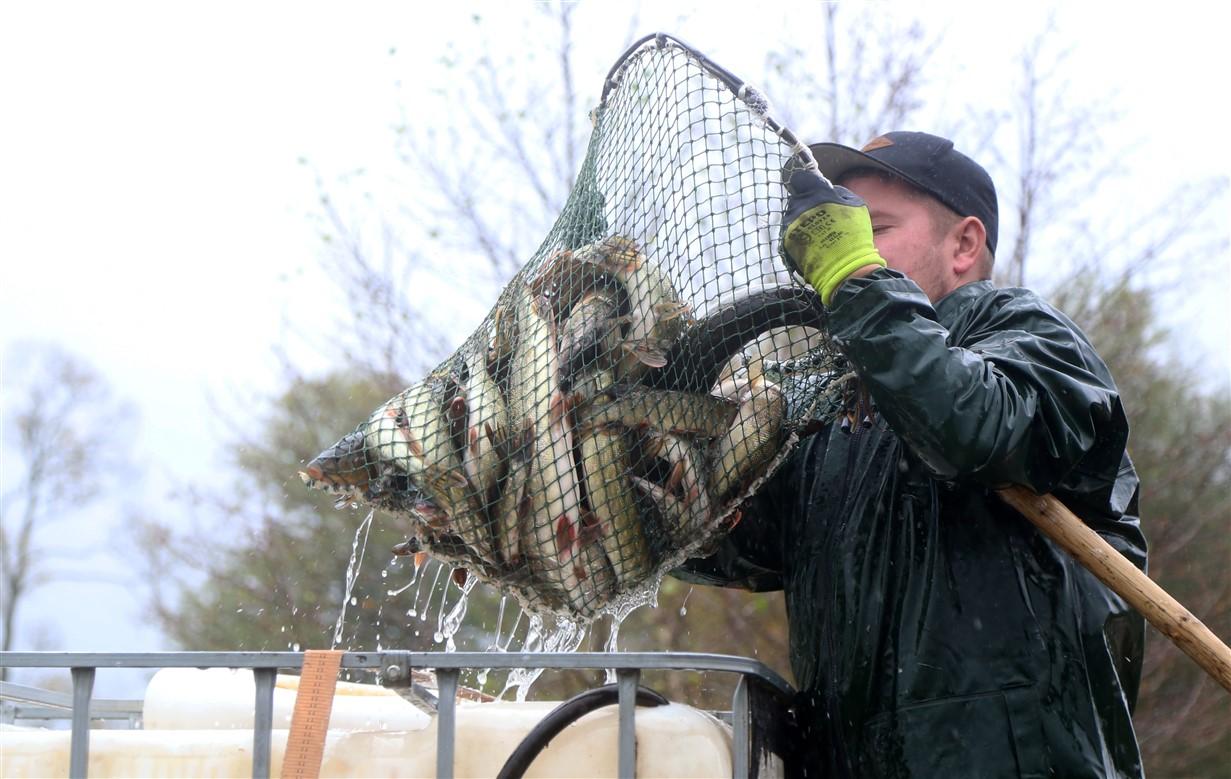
[[951, 216, 987, 277]]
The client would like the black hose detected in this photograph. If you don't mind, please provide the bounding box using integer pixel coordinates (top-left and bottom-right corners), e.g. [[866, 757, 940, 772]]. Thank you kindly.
[[646, 286, 827, 394], [495, 683, 670, 779]]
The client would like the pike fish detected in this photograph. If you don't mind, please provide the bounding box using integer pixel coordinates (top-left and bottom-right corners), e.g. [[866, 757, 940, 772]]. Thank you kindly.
[[646, 286, 826, 394], [583, 236, 692, 382], [709, 368, 787, 503], [632, 430, 712, 545], [301, 376, 495, 561], [576, 387, 738, 439], [557, 288, 625, 389], [499, 289, 594, 609], [460, 345, 507, 518], [578, 409, 656, 587]]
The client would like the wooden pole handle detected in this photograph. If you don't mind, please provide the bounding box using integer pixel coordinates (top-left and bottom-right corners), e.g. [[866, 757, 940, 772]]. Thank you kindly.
[[997, 485, 1231, 694]]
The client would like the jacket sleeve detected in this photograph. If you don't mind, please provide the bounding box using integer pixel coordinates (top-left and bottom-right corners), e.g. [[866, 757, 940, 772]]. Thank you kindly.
[[827, 269, 1129, 496]]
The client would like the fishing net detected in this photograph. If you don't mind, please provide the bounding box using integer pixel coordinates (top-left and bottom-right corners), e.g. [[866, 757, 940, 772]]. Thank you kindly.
[[301, 34, 853, 619]]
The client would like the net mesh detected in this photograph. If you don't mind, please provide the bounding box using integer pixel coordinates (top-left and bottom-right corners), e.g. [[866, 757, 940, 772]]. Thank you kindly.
[[302, 36, 853, 619]]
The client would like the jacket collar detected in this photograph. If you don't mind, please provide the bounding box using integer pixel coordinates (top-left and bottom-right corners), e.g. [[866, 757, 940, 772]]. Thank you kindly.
[[934, 279, 995, 328]]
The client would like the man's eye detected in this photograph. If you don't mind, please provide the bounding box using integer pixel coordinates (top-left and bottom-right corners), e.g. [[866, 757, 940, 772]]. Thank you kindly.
[[871, 225, 889, 234]]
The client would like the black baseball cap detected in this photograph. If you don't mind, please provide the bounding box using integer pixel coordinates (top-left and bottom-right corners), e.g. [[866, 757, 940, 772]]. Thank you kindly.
[[808, 131, 999, 254]]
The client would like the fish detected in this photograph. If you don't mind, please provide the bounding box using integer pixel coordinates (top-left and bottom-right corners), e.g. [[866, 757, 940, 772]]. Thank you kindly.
[[487, 301, 519, 398], [584, 235, 693, 382], [491, 419, 535, 568], [501, 289, 590, 608], [298, 428, 372, 498], [529, 248, 627, 319], [578, 417, 656, 587], [460, 345, 508, 518], [633, 430, 712, 545], [302, 375, 498, 562], [298, 387, 444, 504], [708, 366, 787, 503], [644, 286, 826, 394], [557, 288, 625, 390], [576, 387, 738, 439]]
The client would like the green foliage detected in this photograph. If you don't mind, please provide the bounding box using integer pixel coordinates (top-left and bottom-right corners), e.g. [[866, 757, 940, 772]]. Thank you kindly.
[[141, 371, 435, 652]]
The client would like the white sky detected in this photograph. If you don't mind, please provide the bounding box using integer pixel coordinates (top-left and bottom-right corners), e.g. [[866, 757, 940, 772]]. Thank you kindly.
[[1, 1, 1228, 695]]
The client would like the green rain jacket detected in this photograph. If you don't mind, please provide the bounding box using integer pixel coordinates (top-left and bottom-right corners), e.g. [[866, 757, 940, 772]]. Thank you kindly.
[[677, 269, 1147, 778]]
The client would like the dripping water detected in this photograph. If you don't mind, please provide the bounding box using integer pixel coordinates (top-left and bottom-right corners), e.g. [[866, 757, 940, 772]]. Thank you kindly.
[[331, 509, 374, 648]]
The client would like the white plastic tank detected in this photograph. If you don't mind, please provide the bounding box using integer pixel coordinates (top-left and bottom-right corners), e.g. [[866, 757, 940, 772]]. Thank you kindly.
[[0, 668, 737, 777]]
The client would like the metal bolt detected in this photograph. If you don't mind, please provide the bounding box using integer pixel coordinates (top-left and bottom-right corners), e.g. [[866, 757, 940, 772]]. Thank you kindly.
[[383, 664, 406, 684]]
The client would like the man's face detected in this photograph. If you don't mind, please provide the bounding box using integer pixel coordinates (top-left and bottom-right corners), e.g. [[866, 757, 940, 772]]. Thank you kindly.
[[840, 173, 955, 302]]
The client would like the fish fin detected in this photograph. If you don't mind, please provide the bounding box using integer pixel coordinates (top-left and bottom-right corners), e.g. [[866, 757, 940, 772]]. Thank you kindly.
[[548, 392, 564, 426], [407, 432, 425, 460], [630, 475, 666, 501], [666, 460, 686, 494], [391, 538, 420, 556], [654, 301, 691, 320], [727, 508, 744, 529], [637, 349, 668, 368], [578, 510, 605, 545], [555, 515, 578, 558], [412, 500, 450, 529], [514, 421, 536, 463]]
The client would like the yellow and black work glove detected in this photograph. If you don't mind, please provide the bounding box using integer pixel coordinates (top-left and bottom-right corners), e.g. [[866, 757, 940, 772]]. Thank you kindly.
[[782, 170, 887, 305]]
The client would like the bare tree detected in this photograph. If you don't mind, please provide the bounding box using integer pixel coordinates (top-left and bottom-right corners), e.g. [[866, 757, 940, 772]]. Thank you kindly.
[[296, 5, 640, 383], [762, 5, 938, 148], [1, 345, 134, 678]]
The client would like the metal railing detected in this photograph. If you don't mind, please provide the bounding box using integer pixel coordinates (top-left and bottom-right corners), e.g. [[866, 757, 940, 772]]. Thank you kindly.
[[0, 651, 798, 778], [0, 681, 143, 728]]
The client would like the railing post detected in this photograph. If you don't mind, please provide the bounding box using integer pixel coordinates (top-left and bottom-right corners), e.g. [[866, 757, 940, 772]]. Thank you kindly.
[[69, 666, 96, 779], [617, 669, 640, 778], [435, 669, 459, 779], [732, 675, 750, 779], [252, 667, 277, 779]]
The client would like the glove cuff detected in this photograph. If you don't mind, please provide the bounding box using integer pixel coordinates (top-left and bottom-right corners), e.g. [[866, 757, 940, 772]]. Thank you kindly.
[[818, 254, 886, 305]]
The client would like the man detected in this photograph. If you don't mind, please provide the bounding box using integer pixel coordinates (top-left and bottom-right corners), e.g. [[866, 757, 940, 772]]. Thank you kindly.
[[677, 132, 1147, 777]]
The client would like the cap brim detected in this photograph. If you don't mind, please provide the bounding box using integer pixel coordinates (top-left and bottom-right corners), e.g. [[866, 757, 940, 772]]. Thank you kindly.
[[808, 142, 928, 194]]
